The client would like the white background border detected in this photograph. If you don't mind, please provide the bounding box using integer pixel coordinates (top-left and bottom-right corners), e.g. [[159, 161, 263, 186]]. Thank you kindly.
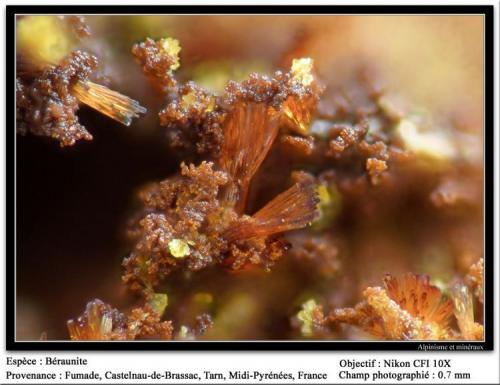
[[1, 1, 498, 384]]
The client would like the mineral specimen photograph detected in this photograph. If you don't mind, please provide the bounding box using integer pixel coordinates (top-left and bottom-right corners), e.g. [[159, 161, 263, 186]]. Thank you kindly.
[[13, 11, 488, 344]]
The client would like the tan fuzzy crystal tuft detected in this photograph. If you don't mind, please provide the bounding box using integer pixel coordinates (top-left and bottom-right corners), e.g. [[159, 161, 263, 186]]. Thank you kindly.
[[327, 273, 454, 340], [67, 299, 127, 341], [451, 283, 483, 341]]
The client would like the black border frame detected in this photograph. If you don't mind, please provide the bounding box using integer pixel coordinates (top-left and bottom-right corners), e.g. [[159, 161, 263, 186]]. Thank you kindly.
[[6, 4, 495, 351]]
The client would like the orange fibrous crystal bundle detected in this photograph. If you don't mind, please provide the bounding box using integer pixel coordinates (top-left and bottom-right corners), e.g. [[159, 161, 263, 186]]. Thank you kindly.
[[224, 180, 319, 241], [132, 37, 323, 158], [220, 66, 323, 140], [383, 273, 453, 329], [67, 299, 174, 341], [123, 95, 320, 294], [16, 16, 146, 146], [119, 37, 323, 295], [16, 51, 98, 147], [72, 81, 146, 127], [326, 273, 454, 340], [54, 22, 484, 343], [218, 103, 280, 212], [17, 52, 146, 146]]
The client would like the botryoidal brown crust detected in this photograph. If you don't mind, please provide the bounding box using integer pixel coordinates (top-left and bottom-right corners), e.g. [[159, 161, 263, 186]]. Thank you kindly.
[[159, 69, 322, 157], [123, 161, 233, 291], [158, 81, 224, 156], [16, 51, 98, 147], [65, 33, 483, 342], [264, 68, 414, 186], [133, 37, 323, 158], [131, 37, 179, 93], [326, 119, 410, 185], [123, 160, 319, 293], [17, 16, 146, 146], [69, 38, 321, 341], [124, 40, 322, 295], [59, 15, 91, 39], [288, 232, 341, 279]]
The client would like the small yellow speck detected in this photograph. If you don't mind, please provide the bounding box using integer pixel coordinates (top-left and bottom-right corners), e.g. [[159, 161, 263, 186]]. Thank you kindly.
[[168, 239, 191, 258], [317, 184, 331, 206], [149, 293, 169, 315], [181, 92, 197, 109], [297, 299, 318, 336], [291, 58, 314, 87], [159, 37, 181, 71], [205, 97, 216, 112], [178, 325, 189, 338]]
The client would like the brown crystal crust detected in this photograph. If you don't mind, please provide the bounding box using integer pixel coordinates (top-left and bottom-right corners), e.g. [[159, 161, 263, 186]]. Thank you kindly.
[[133, 37, 323, 158], [126, 305, 173, 340], [365, 158, 388, 184], [320, 116, 411, 185], [124, 98, 319, 294], [16, 51, 97, 147], [176, 313, 214, 340], [59, 15, 91, 39], [132, 37, 221, 156], [67, 297, 217, 341], [17, 61, 146, 145], [52, 21, 483, 342], [193, 313, 214, 337], [132, 37, 179, 93], [328, 120, 369, 155], [288, 233, 341, 279], [280, 134, 315, 156], [16, 16, 146, 146], [267, 69, 414, 186], [159, 82, 224, 156], [123, 161, 231, 291], [124, 163, 319, 292], [222, 70, 322, 111]]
